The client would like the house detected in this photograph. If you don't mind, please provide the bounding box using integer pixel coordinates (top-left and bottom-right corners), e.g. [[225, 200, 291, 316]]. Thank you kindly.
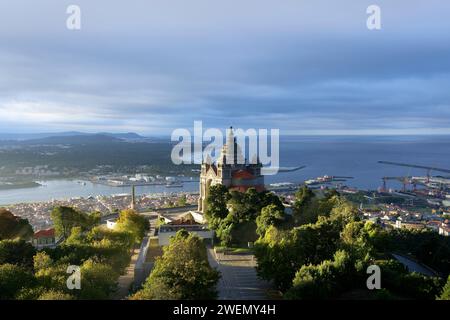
[[395, 220, 425, 230], [32, 228, 56, 249], [426, 220, 442, 232], [106, 218, 118, 230], [158, 212, 213, 246], [439, 220, 450, 237]]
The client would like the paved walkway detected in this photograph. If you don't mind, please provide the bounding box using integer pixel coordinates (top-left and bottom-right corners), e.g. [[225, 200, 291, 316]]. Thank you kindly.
[[114, 215, 158, 299], [113, 247, 140, 300], [207, 248, 271, 300]]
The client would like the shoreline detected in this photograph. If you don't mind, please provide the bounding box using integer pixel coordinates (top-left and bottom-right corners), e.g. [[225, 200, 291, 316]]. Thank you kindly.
[[0, 190, 201, 207], [0, 181, 42, 191]]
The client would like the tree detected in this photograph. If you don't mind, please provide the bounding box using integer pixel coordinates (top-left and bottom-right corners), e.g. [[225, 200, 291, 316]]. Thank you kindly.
[[290, 219, 341, 267], [33, 257, 68, 293], [0, 264, 36, 299], [88, 211, 102, 226], [379, 228, 450, 275], [260, 191, 285, 213], [33, 252, 53, 272], [339, 221, 385, 260], [204, 184, 230, 226], [317, 192, 340, 217], [131, 230, 220, 300], [33, 248, 124, 299], [328, 198, 359, 226], [78, 259, 119, 300], [227, 188, 268, 221], [0, 208, 33, 240], [216, 219, 235, 247], [438, 276, 450, 300], [65, 226, 86, 245], [376, 259, 443, 300], [254, 234, 296, 291], [292, 186, 316, 225], [50, 206, 93, 238], [207, 187, 286, 246], [87, 225, 134, 249], [256, 204, 285, 237], [242, 188, 261, 220], [0, 240, 36, 270], [284, 250, 354, 299], [115, 209, 149, 243], [255, 198, 354, 291], [87, 226, 134, 273]]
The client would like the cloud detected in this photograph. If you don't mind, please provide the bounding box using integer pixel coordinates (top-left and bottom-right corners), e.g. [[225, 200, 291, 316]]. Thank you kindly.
[[0, 0, 449, 134]]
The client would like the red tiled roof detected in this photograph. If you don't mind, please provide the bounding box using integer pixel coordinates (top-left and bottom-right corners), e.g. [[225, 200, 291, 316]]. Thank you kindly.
[[169, 213, 201, 226], [33, 228, 55, 238], [232, 170, 254, 179], [230, 185, 265, 193]]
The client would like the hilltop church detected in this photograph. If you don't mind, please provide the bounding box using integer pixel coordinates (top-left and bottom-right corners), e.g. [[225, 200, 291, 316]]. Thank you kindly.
[[198, 127, 264, 212]]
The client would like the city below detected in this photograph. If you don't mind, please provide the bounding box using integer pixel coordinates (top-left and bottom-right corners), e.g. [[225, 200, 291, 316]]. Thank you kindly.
[[2, 132, 448, 302], [4, 163, 450, 238]]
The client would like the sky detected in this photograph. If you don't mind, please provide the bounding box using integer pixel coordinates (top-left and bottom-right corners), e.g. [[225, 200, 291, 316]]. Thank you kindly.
[[0, 0, 449, 136]]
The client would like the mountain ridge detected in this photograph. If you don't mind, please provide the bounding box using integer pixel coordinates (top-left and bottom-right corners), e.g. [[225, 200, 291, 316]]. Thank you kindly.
[[0, 131, 147, 141]]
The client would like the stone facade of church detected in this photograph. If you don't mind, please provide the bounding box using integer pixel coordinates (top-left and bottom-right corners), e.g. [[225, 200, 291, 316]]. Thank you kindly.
[[198, 127, 264, 212]]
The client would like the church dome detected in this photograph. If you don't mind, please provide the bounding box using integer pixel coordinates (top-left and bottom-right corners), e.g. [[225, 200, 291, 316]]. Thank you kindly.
[[232, 170, 255, 179]]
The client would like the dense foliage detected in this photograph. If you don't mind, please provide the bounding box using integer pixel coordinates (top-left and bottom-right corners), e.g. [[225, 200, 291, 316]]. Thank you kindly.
[[0, 206, 147, 300], [438, 276, 450, 300], [253, 186, 448, 300], [204, 186, 284, 246], [256, 204, 286, 237], [115, 209, 149, 244], [131, 230, 220, 300], [0, 240, 36, 270], [50, 206, 101, 238], [0, 209, 34, 240], [255, 197, 357, 291]]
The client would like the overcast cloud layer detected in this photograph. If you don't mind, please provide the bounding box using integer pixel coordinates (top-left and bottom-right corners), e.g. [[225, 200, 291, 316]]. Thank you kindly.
[[0, 0, 449, 135]]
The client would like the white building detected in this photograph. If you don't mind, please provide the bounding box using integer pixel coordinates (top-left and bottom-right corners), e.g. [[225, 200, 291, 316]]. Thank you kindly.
[[106, 218, 118, 230], [439, 220, 450, 236], [158, 212, 213, 246]]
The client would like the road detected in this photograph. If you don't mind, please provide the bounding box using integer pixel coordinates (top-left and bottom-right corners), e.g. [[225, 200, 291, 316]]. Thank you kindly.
[[207, 248, 272, 300], [391, 253, 438, 277]]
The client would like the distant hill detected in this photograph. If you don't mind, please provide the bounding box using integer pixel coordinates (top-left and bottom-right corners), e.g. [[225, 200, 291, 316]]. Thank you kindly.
[[22, 134, 122, 145], [0, 131, 147, 141], [98, 132, 145, 140], [0, 131, 197, 179], [0, 133, 190, 173]]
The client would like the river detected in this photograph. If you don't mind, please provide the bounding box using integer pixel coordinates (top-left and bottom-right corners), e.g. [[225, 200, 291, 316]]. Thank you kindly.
[[0, 180, 199, 205]]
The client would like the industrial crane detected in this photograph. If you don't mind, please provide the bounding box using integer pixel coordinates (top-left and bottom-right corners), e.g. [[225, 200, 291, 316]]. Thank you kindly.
[[379, 161, 450, 192]]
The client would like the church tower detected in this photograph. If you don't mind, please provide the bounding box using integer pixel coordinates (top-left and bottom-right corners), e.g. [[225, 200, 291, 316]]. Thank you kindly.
[[198, 126, 264, 213], [130, 185, 136, 210]]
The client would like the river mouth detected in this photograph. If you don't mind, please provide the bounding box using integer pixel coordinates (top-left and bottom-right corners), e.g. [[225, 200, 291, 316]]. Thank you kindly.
[[0, 179, 199, 205]]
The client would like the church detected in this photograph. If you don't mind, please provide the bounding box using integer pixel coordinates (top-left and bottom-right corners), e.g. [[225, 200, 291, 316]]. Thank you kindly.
[[198, 127, 265, 212]]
